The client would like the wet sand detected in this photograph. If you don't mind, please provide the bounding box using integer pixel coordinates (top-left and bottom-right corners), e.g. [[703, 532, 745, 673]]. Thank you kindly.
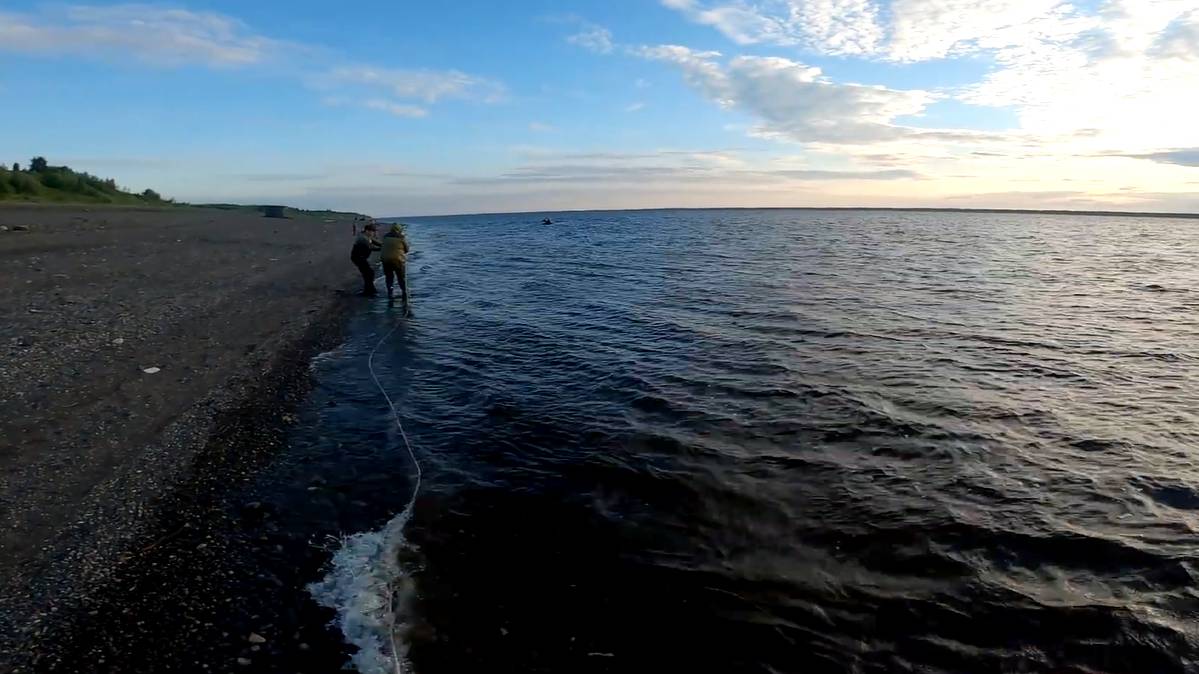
[[0, 204, 363, 670]]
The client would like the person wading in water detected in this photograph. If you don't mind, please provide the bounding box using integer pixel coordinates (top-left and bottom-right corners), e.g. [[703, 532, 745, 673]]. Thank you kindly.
[[351, 222, 382, 296], [380, 223, 411, 306]]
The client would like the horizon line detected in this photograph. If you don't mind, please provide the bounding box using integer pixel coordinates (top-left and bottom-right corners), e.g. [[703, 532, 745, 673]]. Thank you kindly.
[[385, 205, 1199, 221]]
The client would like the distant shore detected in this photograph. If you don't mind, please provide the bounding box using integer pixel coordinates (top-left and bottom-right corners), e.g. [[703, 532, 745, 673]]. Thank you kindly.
[[0, 204, 363, 670], [402, 205, 1199, 220]]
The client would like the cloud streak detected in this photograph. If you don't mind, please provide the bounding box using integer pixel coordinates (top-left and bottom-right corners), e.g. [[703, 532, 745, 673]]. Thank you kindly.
[[363, 99, 429, 118], [454, 148, 920, 186], [1121, 149, 1199, 167], [0, 4, 286, 66], [319, 66, 505, 104], [0, 4, 506, 120]]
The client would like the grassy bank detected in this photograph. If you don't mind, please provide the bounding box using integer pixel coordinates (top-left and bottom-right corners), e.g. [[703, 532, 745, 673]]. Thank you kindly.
[[0, 157, 168, 205], [0, 157, 367, 221]]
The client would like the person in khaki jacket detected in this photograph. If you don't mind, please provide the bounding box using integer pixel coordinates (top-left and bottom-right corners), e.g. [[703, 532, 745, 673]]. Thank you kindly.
[[380, 223, 411, 305]]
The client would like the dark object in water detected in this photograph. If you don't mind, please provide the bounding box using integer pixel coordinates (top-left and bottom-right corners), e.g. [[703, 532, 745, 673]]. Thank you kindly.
[[542, 218, 553, 225]]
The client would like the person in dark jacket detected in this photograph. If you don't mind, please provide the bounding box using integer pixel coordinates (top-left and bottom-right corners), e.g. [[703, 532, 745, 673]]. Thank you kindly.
[[351, 222, 382, 296]]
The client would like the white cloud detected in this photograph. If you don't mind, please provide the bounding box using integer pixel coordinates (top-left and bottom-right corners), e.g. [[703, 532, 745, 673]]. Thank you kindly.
[[320, 66, 505, 104], [312, 63, 505, 118], [0, 4, 284, 66], [655, 1, 1199, 165], [321, 96, 429, 118], [364, 99, 428, 118], [1100, 0, 1197, 55], [637, 46, 938, 144], [887, 0, 1091, 62], [1152, 7, 1199, 59], [567, 24, 614, 53], [660, 0, 1093, 62], [794, 0, 886, 55], [625, 102, 646, 112], [529, 122, 556, 132], [661, 0, 884, 55], [954, 1, 1199, 151], [659, 0, 1196, 70]]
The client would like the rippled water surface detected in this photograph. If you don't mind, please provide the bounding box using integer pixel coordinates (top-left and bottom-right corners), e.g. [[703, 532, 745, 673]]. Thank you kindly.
[[294, 210, 1199, 673]]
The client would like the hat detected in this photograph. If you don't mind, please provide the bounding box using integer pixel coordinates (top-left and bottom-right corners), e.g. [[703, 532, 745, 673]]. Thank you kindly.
[[389, 223, 404, 235]]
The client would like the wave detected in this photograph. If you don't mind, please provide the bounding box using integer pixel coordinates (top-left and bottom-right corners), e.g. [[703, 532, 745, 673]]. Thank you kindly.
[[307, 510, 417, 674]]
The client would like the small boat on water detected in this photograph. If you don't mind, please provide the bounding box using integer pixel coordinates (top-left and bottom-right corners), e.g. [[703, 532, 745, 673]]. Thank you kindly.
[[542, 218, 553, 225]]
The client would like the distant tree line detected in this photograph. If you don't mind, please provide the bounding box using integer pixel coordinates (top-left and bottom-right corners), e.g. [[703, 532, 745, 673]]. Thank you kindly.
[[0, 157, 168, 204]]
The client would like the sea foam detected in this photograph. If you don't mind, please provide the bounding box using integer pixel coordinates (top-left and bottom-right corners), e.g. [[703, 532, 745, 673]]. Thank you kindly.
[[308, 510, 416, 674]]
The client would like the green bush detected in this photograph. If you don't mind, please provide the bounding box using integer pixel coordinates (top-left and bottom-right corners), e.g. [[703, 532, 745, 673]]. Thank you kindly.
[[12, 173, 41, 195], [40, 170, 68, 190], [1, 156, 173, 204]]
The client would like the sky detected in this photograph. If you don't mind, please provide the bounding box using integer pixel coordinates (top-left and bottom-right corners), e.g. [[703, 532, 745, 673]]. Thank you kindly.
[[1, 0, 1197, 216]]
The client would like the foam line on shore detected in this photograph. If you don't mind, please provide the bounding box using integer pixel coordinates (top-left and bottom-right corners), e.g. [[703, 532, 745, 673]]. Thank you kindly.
[[310, 315, 423, 674], [308, 510, 417, 674]]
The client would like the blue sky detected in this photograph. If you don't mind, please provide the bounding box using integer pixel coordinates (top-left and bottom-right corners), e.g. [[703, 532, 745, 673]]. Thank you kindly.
[[1, 0, 1196, 215]]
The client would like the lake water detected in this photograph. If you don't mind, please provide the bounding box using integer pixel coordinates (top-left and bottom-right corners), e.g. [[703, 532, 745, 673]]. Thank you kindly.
[[294, 209, 1199, 673]]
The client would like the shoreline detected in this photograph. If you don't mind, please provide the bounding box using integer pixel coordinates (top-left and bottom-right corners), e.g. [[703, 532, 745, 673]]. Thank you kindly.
[[0, 204, 365, 671]]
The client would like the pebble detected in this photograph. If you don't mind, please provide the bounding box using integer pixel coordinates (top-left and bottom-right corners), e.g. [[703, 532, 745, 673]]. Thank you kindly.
[[13, 225, 29, 231], [248, 632, 266, 644], [236, 657, 251, 666]]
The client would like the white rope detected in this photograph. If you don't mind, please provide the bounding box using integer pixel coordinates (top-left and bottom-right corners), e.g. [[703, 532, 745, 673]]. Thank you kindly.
[[366, 316, 422, 674]]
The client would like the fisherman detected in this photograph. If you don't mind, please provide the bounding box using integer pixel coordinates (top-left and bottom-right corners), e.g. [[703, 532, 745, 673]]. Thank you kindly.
[[380, 223, 411, 304], [351, 221, 382, 296]]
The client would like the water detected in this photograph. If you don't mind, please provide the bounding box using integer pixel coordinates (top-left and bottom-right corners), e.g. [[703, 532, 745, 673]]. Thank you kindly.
[[294, 209, 1199, 673]]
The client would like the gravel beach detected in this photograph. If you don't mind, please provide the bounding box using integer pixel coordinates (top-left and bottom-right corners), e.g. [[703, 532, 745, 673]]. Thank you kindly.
[[0, 204, 363, 670]]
